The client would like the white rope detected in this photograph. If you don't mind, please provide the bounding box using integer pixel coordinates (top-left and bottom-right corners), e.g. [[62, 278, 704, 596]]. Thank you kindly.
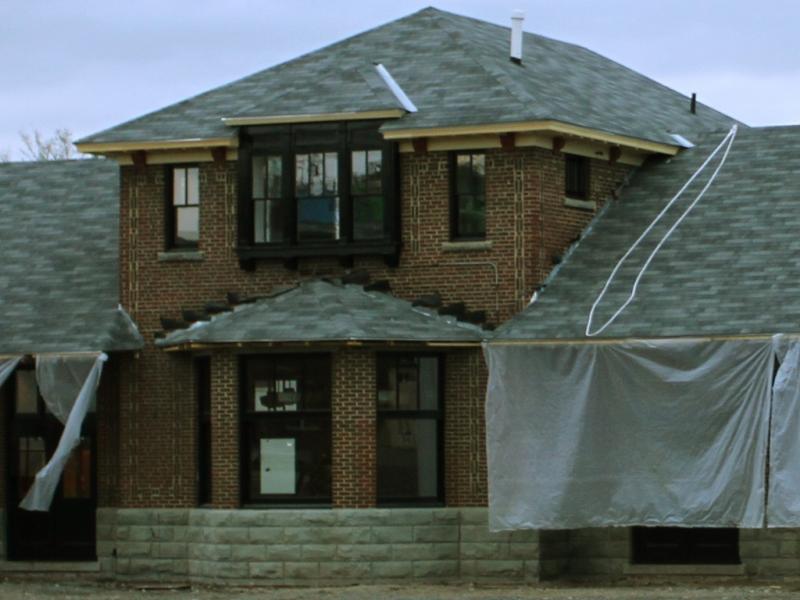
[[585, 125, 738, 337]]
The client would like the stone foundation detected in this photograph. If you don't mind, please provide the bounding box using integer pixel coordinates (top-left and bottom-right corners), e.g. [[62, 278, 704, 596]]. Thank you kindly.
[[97, 507, 539, 584]]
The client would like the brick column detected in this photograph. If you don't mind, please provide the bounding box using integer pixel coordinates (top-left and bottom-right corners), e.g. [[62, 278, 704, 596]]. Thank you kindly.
[[211, 352, 239, 508], [445, 349, 488, 506], [332, 349, 376, 508]]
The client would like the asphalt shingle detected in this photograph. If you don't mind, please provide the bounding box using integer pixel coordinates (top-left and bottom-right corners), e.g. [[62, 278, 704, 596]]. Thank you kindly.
[[78, 7, 736, 148], [0, 160, 143, 354], [157, 279, 484, 346]]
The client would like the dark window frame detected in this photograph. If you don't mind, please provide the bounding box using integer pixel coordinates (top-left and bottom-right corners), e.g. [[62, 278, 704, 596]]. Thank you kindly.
[[564, 153, 590, 200], [376, 353, 445, 506], [449, 151, 487, 240], [196, 357, 211, 506], [632, 527, 740, 565], [166, 164, 201, 249], [239, 354, 333, 506], [236, 121, 400, 263]]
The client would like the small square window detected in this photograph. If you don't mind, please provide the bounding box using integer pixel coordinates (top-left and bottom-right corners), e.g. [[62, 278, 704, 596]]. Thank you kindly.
[[565, 154, 589, 200], [169, 166, 200, 248]]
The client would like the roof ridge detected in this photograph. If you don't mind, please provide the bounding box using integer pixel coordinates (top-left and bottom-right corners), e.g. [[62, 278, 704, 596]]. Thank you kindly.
[[428, 10, 535, 119]]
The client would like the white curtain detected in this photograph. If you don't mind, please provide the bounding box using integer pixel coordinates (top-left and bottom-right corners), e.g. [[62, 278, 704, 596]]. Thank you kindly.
[[20, 353, 107, 511], [0, 356, 22, 388], [485, 339, 774, 530]]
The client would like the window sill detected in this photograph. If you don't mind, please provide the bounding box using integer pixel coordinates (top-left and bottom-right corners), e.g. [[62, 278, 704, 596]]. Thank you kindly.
[[623, 563, 745, 576], [158, 250, 205, 262], [237, 241, 399, 261], [563, 197, 597, 211], [441, 240, 493, 253]]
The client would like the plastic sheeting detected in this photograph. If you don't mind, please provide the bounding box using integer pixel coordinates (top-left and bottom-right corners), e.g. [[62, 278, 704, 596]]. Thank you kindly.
[[768, 336, 800, 526], [0, 356, 22, 388], [485, 339, 775, 530], [20, 353, 107, 511]]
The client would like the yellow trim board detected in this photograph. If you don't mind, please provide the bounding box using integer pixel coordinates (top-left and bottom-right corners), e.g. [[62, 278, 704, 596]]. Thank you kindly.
[[222, 109, 405, 127], [383, 120, 679, 156], [76, 137, 238, 154], [110, 149, 239, 165], [397, 133, 647, 166]]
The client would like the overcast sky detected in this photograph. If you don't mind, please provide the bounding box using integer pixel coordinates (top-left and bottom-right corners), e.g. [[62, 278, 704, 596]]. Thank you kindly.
[[1, 1, 798, 158]]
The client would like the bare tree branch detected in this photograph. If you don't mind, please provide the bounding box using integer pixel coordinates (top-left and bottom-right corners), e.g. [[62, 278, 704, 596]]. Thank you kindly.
[[0, 149, 10, 163], [19, 128, 80, 161]]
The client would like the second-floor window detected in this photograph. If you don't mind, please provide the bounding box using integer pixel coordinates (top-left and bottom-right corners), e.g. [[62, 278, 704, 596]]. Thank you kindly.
[[169, 166, 200, 248], [239, 122, 397, 257], [451, 152, 486, 239], [565, 154, 589, 200]]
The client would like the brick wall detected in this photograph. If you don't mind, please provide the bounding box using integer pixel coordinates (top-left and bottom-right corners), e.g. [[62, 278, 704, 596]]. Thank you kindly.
[[332, 349, 376, 508], [113, 148, 633, 508], [210, 352, 238, 508]]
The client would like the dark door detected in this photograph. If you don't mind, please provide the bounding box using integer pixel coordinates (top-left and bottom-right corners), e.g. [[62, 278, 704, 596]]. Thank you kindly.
[[5, 368, 97, 561]]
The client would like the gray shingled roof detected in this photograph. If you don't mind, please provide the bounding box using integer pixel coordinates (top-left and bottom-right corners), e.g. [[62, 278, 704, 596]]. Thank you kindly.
[[79, 7, 736, 148], [0, 160, 143, 354], [495, 125, 800, 340], [157, 280, 484, 347]]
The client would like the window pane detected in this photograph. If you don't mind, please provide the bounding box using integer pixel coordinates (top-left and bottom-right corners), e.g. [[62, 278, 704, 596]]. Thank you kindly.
[[172, 168, 186, 206], [397, 358, 418, 410], [176, 206, 199, 243], [303, 355, 331, 410], [351, 150, 367, 194], [309, 153, 324, 196], [295, 154, 309, 196], [377, 419, 438, 499], [377, 359, 397, 410], [456, 154, 472, 193], [419, 357, 439, 410], [254, 200, 266, 243], [187, 168, 200, 205], [298, 196, 339, 241], [324, 153, 338, 195], [267, 155, 282, 198], [15, 370, 38, 414], [367, 150, 382, 193], [353, 195, 384, 240], [252, 156, 267, 199], [62, 438, 92, 499], [458, 194, 486, 238], [472, 153, 485, 187], [246, 417, 331, 500], [18, 436, 46, 497]]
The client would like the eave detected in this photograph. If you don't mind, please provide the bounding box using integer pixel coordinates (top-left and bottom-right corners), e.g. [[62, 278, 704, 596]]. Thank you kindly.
[[160, 339, 483, 353], [383, 119, 681, 156], [75, 136, 238, 154], [221, 109, 406, 127]]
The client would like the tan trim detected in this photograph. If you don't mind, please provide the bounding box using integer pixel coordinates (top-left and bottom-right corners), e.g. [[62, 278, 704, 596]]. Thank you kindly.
[[398, 133, 647, 166], [222, 109, 405, 127], [384, 120, 679, 156], [111, 149, 239, 165], [161, 339, 483, 352], [75, 137, 238, 154], [487, 333, 783, 346]]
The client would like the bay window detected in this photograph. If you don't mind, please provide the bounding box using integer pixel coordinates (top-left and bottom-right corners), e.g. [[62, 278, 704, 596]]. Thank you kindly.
[[237, 121, 398, 264], [241, 355, 332, 504]]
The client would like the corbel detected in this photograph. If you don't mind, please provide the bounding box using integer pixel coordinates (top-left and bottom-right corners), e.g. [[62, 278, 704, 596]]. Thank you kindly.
[[500, 133, 516, 151], [608, 146, 622, 165], [552, 137, 565, 156], [412, 138, 428, 154], [131, 150, 147, 172], [211, 147, 227, 164]]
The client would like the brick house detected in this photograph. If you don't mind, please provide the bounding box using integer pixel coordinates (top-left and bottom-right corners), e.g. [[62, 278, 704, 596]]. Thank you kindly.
[[1, 6, 794, 583]]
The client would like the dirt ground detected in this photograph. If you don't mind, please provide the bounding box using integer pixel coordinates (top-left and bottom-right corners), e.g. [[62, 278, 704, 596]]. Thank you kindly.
[[2, 580, 800, 600]]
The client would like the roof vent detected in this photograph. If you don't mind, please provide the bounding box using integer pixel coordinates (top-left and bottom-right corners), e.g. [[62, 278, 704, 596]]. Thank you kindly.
[[510, 10, 525, 64]]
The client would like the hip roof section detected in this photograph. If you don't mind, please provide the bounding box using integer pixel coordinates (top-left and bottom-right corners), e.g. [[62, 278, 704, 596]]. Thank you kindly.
[[157, 279, 485, 348], [78, 7, 737, 150], [495, 125, 800, 340], [0, 160, 143, 354]]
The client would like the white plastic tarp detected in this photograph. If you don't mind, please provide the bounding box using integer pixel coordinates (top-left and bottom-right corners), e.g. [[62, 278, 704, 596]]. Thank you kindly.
[[20, 353, 107, 511], [485, 339, 774, 530], [0, 356, 22, 388], [768, 337, 800, 526]]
